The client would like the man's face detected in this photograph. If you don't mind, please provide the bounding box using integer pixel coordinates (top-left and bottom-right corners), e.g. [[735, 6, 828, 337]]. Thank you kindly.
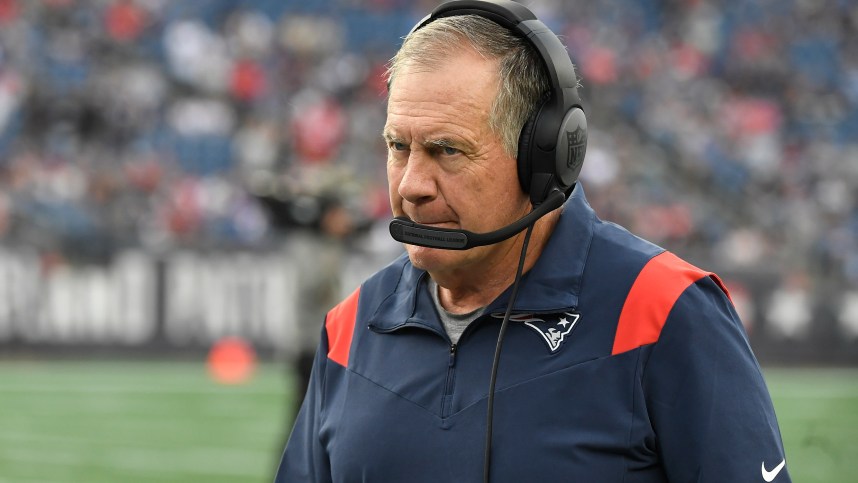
[[384, 46, 531, 277]]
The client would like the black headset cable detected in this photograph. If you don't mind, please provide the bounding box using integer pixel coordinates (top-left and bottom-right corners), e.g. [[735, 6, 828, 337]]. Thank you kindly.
[[483, 223, 535, 483]]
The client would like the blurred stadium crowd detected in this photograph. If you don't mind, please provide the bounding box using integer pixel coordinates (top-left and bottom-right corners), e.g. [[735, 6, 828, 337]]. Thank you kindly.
[[0, 0, 856, 356]]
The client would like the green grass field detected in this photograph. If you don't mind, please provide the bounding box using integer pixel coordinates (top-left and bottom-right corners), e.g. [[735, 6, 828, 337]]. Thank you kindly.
[[763, 368, 858, 483], [0, 361, 293, 483], [0, 361, 855, 482]]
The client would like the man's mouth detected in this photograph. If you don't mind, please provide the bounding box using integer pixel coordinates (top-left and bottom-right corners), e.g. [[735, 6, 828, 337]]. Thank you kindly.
[[412, 220, 457, 229]]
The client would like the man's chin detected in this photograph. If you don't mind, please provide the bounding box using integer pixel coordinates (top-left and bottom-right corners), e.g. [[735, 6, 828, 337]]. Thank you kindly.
[[405, 244, 467, 272]]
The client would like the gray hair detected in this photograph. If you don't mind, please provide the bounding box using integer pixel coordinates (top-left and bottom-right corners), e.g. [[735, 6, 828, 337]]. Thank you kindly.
[[385, 15, 549, 157]]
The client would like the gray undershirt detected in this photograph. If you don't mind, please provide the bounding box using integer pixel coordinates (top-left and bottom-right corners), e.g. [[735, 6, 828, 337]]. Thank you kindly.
[[427, 278, 486, 345]]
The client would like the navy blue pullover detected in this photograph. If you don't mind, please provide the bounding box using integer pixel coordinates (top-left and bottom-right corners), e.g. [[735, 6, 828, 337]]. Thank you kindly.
[[276, 185, 790, 483]]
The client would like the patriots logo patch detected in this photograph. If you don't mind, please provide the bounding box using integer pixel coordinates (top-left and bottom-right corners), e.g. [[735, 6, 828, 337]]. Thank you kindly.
[[494, 312, 580, 352]]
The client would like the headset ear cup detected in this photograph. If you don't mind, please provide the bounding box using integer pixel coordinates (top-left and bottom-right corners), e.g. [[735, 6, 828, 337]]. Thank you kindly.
[[516, 115, 537, 195], [554, 107, 587, 193]]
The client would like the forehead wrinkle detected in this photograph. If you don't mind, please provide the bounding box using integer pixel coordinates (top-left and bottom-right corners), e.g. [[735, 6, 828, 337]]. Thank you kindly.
[[385, 79, 494, 152], [384, 116, 479, 148], [388, 77, 490, 112]]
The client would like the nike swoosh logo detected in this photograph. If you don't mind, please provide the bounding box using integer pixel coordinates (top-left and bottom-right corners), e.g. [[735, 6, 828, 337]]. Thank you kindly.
[[761, 459, 786, 482]]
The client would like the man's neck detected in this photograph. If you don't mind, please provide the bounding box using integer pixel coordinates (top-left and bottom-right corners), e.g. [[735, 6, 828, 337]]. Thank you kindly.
[[430, 210, 560, 314]]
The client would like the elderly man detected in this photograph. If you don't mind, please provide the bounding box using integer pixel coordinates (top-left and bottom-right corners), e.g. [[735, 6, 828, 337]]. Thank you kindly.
[[276, 1, 790, 482]]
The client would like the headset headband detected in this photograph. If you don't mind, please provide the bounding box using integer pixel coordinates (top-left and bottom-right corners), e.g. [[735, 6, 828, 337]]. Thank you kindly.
[[411, 0, 582, 154], [408, 0, 587, 205]]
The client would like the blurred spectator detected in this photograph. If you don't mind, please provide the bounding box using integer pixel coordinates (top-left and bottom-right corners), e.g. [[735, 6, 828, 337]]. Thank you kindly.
[[288, 197, 357, 411], [103, 0, 148, 43], [840, 290, 858, 341], [766, 272, 813, 340]]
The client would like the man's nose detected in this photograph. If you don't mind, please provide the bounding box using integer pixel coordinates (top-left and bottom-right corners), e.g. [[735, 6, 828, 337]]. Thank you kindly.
[[398, 151, 438, 205]]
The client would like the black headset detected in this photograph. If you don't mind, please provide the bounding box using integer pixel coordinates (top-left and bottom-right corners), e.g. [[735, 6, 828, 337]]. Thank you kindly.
[[410, 0, 588, 206]]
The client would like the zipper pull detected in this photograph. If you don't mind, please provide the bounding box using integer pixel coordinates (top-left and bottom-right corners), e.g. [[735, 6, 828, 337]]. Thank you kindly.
[[449, 344, 457, 367]]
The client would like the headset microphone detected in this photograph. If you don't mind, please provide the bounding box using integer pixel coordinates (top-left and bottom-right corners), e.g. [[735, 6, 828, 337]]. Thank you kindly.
[[389, 190, 565, 250]]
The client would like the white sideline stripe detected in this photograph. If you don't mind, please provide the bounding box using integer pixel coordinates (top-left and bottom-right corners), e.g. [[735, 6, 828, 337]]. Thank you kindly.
[[1, 383, 284, 395], [769, 386, 858, 400], [0, 428, 277, 448], [775, 393, 858, 400], [0, 444, 267, 477], [0, 477, 63, 483]]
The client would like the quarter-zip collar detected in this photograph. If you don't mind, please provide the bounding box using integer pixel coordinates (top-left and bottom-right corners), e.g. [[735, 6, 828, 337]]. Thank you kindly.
[[368, 184, 595, 332]]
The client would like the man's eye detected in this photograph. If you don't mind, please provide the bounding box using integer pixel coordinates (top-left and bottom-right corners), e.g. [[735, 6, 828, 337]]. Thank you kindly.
[[390, 141, 407, 151], [442, 146, 459, 156]]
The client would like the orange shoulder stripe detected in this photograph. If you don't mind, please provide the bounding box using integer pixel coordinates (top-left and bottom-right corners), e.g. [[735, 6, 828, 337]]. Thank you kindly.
[[611, 251, 728, 355], [326, 287, 361, 367]]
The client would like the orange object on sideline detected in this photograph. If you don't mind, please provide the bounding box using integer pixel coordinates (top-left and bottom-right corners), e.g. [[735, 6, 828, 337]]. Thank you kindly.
[[207, 337, 257, 384]]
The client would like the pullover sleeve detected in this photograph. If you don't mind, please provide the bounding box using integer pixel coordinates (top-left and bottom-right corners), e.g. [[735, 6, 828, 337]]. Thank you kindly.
[[275, 327, 332, 483], [642, 276, 791, 483]]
